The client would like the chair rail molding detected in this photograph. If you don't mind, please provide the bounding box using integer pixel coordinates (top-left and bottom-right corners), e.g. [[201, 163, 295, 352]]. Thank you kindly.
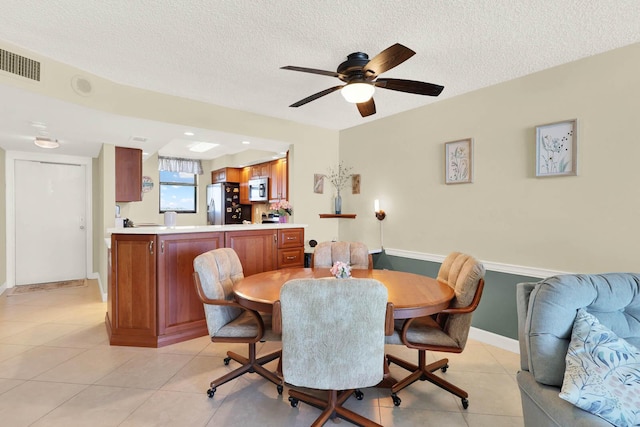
[[384, 248, 572, 280]]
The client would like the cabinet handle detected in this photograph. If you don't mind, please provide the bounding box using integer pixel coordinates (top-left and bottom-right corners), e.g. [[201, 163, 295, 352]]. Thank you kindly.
[[286, 236, 296, 240], [161, 241, 164, 253], [149, 241, 154, 255], [286, 256, 296, 260], [274, 234, 277, 243]]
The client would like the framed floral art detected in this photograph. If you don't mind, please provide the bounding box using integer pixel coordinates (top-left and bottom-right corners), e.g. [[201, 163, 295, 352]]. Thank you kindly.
[[445, 138, 473, 184], [535, 119, 577, 177]]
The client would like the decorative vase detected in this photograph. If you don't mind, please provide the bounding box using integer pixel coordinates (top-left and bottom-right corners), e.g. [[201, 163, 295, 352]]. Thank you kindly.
[[334, 193, 342, 214], [279, 215, 288, 223]]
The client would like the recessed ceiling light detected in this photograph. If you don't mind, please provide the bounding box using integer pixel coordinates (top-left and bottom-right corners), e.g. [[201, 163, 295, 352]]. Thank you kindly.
[[184, 131, 195, 136], [34, 137, 60, 149], [189, 142, 219, 152], [242, 141, 251, 145], [29, 121, 47, 129]]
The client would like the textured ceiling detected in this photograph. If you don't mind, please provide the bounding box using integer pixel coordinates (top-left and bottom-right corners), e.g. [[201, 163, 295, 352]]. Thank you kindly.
[[0, 1, 639, 159]]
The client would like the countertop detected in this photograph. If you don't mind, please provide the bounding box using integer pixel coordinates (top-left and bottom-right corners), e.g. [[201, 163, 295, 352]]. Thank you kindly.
[[106, 223, 307, 235]]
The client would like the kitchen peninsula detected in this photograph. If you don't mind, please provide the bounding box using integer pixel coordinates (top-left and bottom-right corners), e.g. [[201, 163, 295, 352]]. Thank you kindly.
[[105, 223, 305, 347]]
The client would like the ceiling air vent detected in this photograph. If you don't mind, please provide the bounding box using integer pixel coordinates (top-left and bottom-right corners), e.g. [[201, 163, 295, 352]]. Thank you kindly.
[[0, 48, 41, 81]]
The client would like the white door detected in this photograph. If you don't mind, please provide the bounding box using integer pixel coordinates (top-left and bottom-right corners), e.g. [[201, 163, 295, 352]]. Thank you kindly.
[[14, 160, 87, 285]]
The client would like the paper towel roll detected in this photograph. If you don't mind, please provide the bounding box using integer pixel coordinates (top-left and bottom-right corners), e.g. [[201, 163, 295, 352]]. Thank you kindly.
[[164, 211, 177, 227]]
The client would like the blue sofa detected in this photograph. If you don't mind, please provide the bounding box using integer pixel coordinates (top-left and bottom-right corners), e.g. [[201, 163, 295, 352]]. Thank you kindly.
[[516, 274, 640, 427]]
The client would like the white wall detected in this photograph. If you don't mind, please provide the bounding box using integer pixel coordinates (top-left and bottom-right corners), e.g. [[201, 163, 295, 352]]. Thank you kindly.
[[338, 43, 640, 273]]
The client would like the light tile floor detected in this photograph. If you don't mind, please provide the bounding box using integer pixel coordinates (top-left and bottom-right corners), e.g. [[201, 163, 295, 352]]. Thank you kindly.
[[0, 281, 523, 426]]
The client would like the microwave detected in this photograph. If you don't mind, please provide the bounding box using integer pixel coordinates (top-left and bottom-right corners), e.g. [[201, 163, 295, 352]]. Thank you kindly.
[[248, 177, 268, 202]]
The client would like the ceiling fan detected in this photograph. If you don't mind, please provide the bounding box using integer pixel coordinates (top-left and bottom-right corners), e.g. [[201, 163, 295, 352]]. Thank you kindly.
[[281, 43, 444, 118]]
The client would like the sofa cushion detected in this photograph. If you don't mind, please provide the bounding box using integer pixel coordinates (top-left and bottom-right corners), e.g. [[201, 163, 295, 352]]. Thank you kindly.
[[559, 309, 640, 427], [525, 273, 640, 387]]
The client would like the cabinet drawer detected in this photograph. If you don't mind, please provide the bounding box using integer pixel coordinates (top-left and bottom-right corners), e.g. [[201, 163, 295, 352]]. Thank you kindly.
[[278, 248, 304, 269], [278, 228, 303, 249]]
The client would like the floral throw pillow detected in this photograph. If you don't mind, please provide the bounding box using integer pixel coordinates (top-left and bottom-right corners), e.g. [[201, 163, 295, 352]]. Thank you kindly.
[[559, 308, 640, 427]]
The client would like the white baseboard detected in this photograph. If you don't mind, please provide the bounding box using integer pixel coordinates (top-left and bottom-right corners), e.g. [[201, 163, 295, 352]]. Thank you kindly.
[[87, 272, 107, 302], [469, 327, 519, 354], [0, 282, 6, 296]]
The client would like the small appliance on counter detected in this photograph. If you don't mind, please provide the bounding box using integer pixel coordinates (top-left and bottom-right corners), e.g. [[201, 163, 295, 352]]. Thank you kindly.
[[261, 212, 279, 224]]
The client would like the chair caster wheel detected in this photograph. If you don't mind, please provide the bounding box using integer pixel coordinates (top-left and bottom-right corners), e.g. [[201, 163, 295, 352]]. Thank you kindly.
[[461, 398, 469, 409], [391, 393, 401, 407], [223, 357, 231, 365], [441, 364, 449, 373], [354, 389, 364, 400], [289, 396, 299, 408], [277, 384, 283, 395], [207, 388, 216, 398]]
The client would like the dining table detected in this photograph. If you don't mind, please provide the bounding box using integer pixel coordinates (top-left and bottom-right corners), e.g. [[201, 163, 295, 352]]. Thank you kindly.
[[233, 267, 455, 319], [233, 267, 455, 388]]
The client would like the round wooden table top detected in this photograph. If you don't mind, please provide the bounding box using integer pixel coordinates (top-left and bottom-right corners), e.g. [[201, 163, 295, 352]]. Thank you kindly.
[[234, 268, 455, 319]]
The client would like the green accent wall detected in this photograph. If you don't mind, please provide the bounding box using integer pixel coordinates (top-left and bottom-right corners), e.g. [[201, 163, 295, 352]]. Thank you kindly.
[[373, 251, 539, 340]]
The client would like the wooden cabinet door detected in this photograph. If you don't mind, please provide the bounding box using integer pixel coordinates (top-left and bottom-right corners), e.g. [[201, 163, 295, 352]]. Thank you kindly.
[[239, 167, 250, 204], [269, 158, 288, 201], [108, 234, 156, 346], [156, 232, 223, 344], [115, 147, 142, 202], [225, 230, 277, 276]]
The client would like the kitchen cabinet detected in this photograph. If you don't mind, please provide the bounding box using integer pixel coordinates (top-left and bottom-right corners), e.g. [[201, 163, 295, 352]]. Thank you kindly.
[[107, 232, 224, 347], [115, 147, 142, 202], [277, 228, 304, 269], [225, 229, 277, 276], [211, 167, 241, 183], [107, 226, 305, 347], [239, 167, 251, 204], [156, 233, 224, 344], [107, 234, 157, 346], [269, 158, 288, 202], [250, 163, 270, 179]]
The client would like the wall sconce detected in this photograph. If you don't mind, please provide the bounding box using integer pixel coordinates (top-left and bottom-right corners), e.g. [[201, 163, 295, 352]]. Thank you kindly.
[[374, 199, 386, 221]]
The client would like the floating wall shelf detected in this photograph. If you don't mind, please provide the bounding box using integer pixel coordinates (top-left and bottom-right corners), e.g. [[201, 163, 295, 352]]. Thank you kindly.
[[319, 214, 357, 219]]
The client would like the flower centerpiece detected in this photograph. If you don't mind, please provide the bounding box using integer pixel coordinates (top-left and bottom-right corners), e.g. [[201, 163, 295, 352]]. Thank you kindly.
[[330, 261, 352, 279], [324, 162, 353, 214], [270, 200, 292, 223]]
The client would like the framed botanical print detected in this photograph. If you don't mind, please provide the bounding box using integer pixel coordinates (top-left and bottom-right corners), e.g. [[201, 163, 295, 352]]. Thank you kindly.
[[445, 138, 473, 184], [535, 119, 577, 177]]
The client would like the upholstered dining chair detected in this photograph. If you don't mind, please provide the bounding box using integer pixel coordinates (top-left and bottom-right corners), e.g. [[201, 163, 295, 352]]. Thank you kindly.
[[310, 241, 373, 269], [193, 248, 283, 398], [275, 278, 391, 427], [385, 252, 485, 409]]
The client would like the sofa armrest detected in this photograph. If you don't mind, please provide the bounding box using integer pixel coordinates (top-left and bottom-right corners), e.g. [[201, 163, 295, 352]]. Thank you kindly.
[[516, 282, 538, 372]]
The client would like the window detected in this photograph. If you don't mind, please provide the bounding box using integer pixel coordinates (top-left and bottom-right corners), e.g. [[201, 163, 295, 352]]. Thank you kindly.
[[159, 170, 197, 213]]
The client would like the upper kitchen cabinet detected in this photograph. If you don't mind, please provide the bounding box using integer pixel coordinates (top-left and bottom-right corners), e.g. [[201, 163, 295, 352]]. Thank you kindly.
[[250, 163, 270, 179], [211, 167, 241, 183], [115, 147, 142, 202], [239, 167, 251, 204], [269, 158, 288, 202]]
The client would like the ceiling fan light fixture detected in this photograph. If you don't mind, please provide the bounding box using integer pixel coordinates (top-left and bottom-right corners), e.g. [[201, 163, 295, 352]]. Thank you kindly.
[[341, 82, 375, 103], [34, 137, 60, 149]]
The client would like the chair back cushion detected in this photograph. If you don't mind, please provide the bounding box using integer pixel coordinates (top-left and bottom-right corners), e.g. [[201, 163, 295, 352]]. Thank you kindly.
[[280, 278, 387, 390], [522, 273, 640, 387], [193, 248, 244, 336], [438, 252, 485, 349], [312, 241, 370, 269]]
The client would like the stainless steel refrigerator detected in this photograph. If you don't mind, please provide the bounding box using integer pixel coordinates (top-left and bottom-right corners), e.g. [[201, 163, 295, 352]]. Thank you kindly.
[[206, 183, 249, 225]]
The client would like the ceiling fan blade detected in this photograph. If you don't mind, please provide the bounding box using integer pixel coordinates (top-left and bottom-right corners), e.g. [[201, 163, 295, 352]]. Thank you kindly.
[[375, 78, 444, 96], [281, 65, 343, 78], [357, 98, 376, 117], [289, 85, 343, 108], [364, 43, 415, 78]]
